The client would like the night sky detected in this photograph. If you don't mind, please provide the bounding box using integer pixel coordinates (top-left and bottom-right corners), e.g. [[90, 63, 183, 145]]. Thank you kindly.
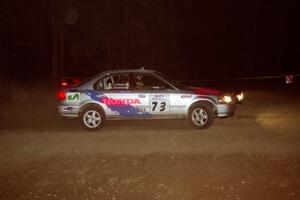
[[0, 0, 299, 80]]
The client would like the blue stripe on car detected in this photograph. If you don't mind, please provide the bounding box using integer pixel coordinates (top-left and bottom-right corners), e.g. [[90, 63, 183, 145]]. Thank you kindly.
[[85, 90, 151, 117]]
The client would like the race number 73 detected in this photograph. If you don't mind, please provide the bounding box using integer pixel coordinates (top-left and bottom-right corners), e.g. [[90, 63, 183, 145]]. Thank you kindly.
[[151, 101, 167, 112]]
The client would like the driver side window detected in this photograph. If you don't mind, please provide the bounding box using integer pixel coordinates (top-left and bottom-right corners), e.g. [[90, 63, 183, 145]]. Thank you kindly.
[[132, 74, 174, 90]]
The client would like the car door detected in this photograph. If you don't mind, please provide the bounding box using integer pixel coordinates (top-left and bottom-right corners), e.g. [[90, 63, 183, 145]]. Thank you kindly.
[[98, 73, 150, 118], [131, 73, 178, 118], [150, 73, 194, 115]]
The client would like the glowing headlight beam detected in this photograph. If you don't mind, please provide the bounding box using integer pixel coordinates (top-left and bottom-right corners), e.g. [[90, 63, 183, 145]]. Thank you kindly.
[[236, 92, 244, 101], [219, 95, 232, 104], [223, 95, 232, 103]]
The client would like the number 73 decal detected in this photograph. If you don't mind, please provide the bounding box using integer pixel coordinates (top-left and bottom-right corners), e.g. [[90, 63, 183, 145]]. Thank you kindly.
[[150, 95, 170, 112]]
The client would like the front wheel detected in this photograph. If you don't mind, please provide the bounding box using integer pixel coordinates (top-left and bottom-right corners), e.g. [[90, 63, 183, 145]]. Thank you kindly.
[[80, 106, 105, 131], [188, 104, 214, 129]]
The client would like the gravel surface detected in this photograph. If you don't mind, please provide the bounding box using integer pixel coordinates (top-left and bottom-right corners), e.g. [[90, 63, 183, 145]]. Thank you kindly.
[[0, 84, 299, 200]]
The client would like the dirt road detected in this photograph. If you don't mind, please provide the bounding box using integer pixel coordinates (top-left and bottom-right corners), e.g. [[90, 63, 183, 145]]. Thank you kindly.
[[0, 86, 299, 199]]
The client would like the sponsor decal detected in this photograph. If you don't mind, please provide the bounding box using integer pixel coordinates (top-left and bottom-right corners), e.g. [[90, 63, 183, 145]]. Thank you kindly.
[[85, 90, 151, 117], [181, 94, 192, 98], [154, 94, 165, 98], [63, 106, 75, 111], [102, 98, 141, 105], [67, 92, 80, 101]]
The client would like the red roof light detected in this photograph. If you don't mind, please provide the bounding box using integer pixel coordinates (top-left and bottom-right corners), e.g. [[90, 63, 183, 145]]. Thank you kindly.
[[60, 80, 68, 87]]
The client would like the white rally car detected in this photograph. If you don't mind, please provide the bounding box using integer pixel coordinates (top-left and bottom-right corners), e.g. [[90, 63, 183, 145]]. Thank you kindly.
[[57, 68, 242, 131]]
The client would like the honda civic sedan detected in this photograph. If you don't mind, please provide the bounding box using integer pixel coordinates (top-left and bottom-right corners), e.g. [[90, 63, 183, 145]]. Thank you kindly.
[[57, 68, 242, 131]]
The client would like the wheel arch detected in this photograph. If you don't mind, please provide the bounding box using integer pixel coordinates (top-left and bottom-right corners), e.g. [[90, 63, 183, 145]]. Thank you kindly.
[[187, 100, 217, 116], [79, 102, 106, 116]]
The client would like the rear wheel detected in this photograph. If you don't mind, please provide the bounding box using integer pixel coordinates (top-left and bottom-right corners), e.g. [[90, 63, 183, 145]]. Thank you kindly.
[[80, 106, 105, 131], [188, 103, 214, 129]]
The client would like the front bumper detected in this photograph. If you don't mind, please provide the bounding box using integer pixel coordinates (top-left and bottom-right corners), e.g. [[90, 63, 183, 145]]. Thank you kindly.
[[216, 103, 235, 118]]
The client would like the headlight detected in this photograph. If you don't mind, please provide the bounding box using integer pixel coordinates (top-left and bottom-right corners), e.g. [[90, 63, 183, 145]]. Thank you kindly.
[[236, 92, 244, 101], [219, 95, 233, 104]]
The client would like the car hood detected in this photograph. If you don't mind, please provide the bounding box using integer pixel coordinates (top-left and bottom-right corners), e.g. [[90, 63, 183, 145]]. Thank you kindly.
[[191, 87, 222, 95]]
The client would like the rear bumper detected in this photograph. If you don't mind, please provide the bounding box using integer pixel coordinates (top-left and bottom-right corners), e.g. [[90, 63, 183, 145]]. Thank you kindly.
[[216, 103, 235, 118], [58, 104, 79, 118]]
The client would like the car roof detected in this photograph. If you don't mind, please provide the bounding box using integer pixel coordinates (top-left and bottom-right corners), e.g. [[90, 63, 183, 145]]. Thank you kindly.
[[78, 68, 160, 87], [101, 68, 157, 75]]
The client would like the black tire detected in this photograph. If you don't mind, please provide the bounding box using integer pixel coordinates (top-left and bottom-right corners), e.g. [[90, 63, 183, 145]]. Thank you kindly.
[[80, 106, 105, 131], [188, 103, 214, 129]]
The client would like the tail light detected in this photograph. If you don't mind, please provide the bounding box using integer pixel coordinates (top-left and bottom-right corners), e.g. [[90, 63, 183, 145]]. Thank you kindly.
[[56, 91, 66, 101]]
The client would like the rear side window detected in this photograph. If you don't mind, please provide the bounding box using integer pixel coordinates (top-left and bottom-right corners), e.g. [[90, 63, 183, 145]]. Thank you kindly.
[[102, 74, 130, 90]]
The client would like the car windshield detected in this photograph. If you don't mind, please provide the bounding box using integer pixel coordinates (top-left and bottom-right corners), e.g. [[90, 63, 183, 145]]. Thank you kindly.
[[154, 72, 190, 91]]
